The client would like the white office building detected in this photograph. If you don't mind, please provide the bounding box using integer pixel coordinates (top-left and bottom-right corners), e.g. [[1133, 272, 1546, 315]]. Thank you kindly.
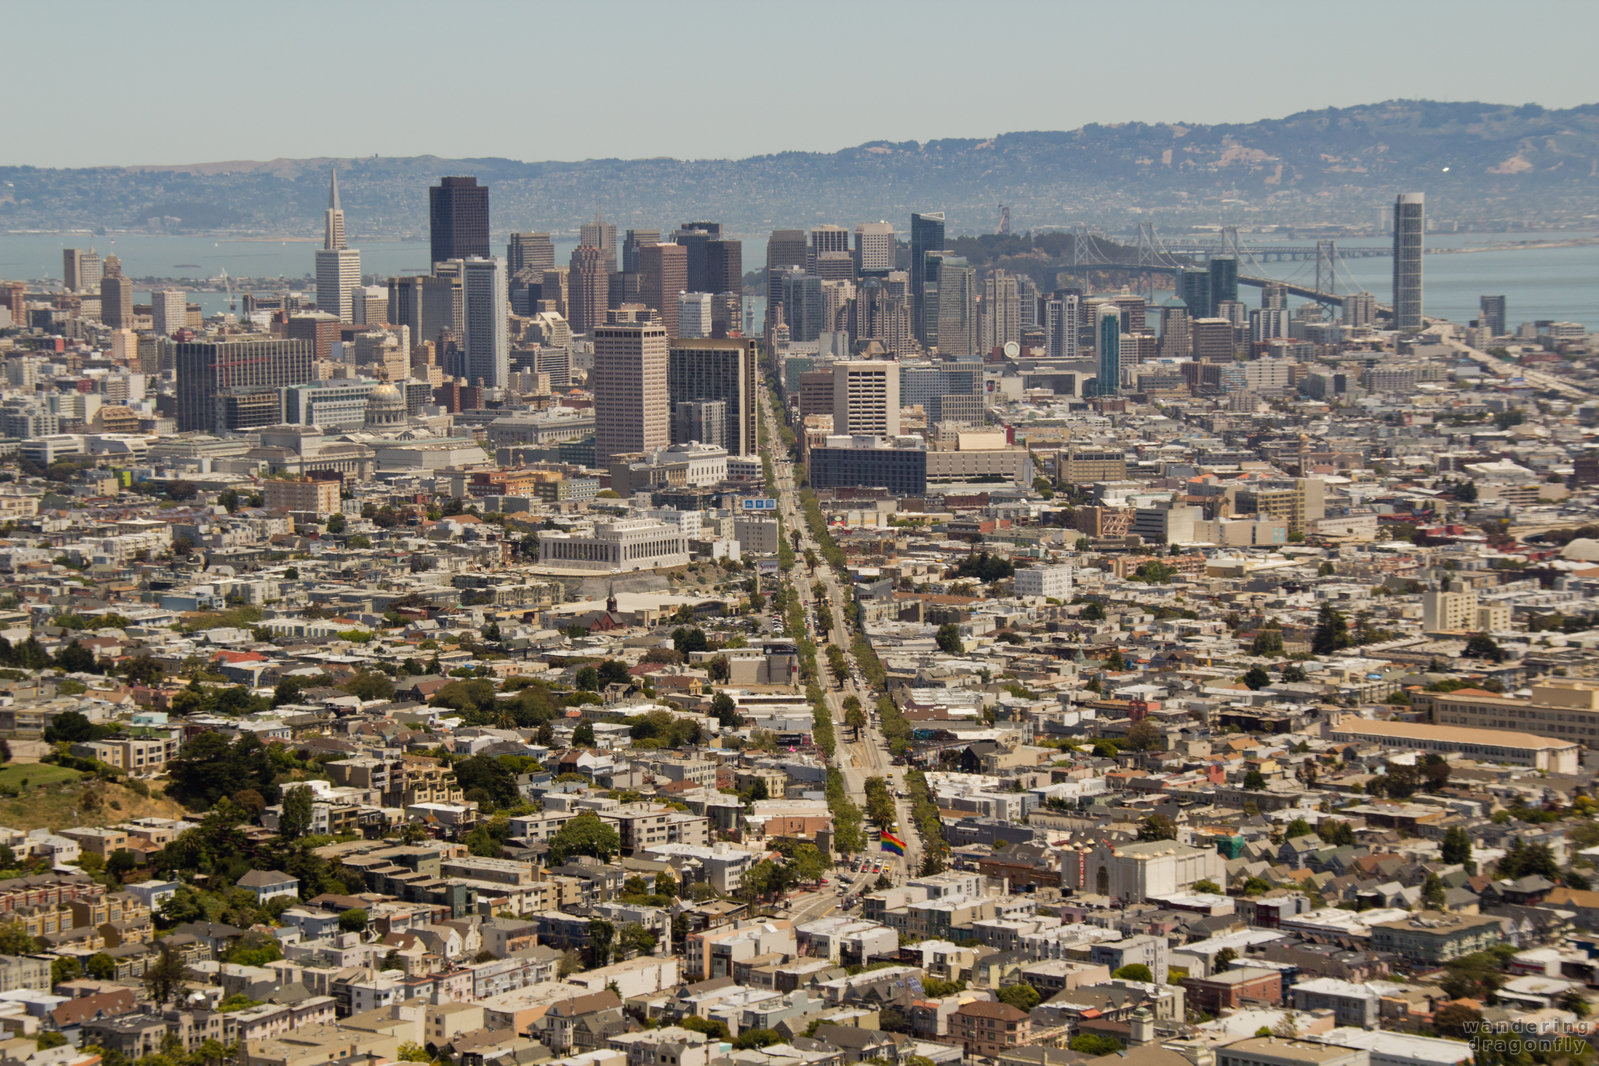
[[315, 248, 362, 324], [677, 293, 713, 339], [462, 257, 509, 388], [832, 360, 900, 437], [537, 519, 690, 572], [1015, 565, 1073, 600]]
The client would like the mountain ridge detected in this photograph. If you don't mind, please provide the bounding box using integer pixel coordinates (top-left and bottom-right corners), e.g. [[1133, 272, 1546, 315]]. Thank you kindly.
[[3, 100, 1595, 238]]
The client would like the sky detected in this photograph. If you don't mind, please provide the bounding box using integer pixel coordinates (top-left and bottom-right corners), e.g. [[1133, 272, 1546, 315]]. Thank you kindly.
[[5, 0, 1598, 169]]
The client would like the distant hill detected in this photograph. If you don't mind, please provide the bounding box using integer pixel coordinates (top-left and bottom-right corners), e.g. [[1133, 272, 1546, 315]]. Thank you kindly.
[[3, 100, 1596, 239]]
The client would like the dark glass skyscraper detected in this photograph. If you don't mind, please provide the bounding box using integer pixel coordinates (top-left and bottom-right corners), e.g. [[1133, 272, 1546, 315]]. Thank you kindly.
[[1392, 192, 1424, 329], [1179, 268, 1211, 320], [1208, 255, 1238, 315], [429, 176, 490, 266], [910, 211, 946, 344], [1096, 305, 1121, 397]]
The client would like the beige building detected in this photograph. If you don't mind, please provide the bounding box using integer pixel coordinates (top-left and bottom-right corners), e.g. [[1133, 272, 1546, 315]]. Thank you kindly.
[[263, 478, 340, 517], [1418, 679, 1599, 747], [832, 361, 900, 437], [1326, 715, 1578, 774], [592, 309, 669, 467], [1421, 579, 1511, 634], [1218, 1037, 1369, 1066]]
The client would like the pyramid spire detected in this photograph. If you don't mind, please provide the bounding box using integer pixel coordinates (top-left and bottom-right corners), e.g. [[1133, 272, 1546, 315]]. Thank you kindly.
[[323, 167, 347, 250]]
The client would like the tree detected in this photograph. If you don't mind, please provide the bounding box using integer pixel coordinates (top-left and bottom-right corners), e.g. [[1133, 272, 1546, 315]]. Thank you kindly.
[[55, 640, 98, 674], [1214, 947, 1238, 972], [547, 812, 620, 865], [935, 623, 964, 655], [1317, 820, 1355, 846], [343, 671, 394, 702], [1463, 633, 1504, 662], [1441, 826, 1472, 866], [395, 1044, 429, 1063], [680, 1017, 731, 1041], [618, 923, 657, 958], [1243, 769, 1267, 791], [1069, 1036, 1124, 1056], [1422, 872, 1448, 910], [1422, 754, 1452, 793], [1137, 815, 1177, 841], [1191, 880, 1222, 895], [1124, 719, 1163, 752], [1281, 663, 1308, 684], [1113, 963, 1154, 983], [1311, 605, 1350, 656], [278, 786, 314, 841], [996, 983, 1040, 1012], [325, 513, 346, 534], [733, 1030, 779, 1051], [587, 918, 615, 966], [1242, 665, 1271, 690], [1283, 817, 1314, 839], [572, 720, 596, 747], [338, 909, 368, 934], [1250, 630, 1284, 656], [42, 710, 96, 744], [574, 666, 600, 691], [1433, 1002, 1483, 1040], [143, 941, 191, 1006], [671, 627, 709, 655]]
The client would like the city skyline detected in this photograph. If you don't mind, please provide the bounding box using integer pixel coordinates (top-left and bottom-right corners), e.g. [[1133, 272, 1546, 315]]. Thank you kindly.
[[7, 0, 1597, 169]]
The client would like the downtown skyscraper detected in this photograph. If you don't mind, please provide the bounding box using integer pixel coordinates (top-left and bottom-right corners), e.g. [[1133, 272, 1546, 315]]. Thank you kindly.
[[461, 257, 509, 388], [1392, 192, 1425, 330], [593, 309, 669, 467], [315, 168, 361, 323], [430, 176, 490, 266], [910, 211, 946, 344]]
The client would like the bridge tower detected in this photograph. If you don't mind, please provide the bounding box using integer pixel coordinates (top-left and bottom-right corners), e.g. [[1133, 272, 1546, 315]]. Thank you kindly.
[[1315, 240, 1338, 300], [1136, 223, 1159, 304], [1220, 226, 1242, 261], [997, 205, 1011, 236]]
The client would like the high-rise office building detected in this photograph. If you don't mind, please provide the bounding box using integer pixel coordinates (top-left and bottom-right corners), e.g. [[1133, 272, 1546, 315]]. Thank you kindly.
[[175, 337, 313, 434], [668, 337, 758, 456], [981, 271, 1021, 352], [62, 248, 101, 294], [1045, 294, 1080, 361], [151, 289, 186, 337], [705, 238, 742, 334], [1179, 268, 1211, 320], [677, 293, 713, 339], [640, 243, 688, 338], [780, 270, 824, 342], [507, 232, 555, 276], [316, 178, 362, 326], [389, 274, 459, 350], [592, 308, 669, 467], [623, 229, 661, 274], [809, 225, 850, 275], [568, 245, 610, 335], [580, 215, 618, 274], [832, 361, 901, 437], [1392, 192, 1424, 329], [461, 257, 508, 388], [673, 221, 721, 292], [910, 211, 946, 344], [1208, 256, 1238, 315], [429, 176, 490, 266], [854, 221, 895, 276], [935, 259, 978, 357], [1343, 291, 1377, 329], [1158, 304, 1191, 360], [1096, 305, 1121, 397], [765, 229, 807, 330], [99, 254, 133, 329], [1480, 294, 1507, 336]]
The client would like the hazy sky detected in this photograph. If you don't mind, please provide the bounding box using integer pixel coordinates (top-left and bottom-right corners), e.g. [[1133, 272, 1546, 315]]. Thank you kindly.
[[7, 0, 1597, 168]]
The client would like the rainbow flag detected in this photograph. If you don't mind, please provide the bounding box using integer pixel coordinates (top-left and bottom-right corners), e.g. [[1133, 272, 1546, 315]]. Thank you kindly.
[[880, 831, 906, 855]]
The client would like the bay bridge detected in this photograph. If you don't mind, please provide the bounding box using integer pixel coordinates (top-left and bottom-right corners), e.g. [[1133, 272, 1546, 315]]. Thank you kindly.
[[1065, 224, 1388, 311]]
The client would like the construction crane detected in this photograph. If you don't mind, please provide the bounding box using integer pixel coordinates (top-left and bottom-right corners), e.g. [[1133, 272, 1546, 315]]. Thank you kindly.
[[215, 267, 235, 312], [997, 204, 1011, 236]]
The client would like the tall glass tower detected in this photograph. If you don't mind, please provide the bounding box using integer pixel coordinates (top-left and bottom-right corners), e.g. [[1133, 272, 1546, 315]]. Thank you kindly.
[[1392, 192, 1424, 329], [910, 211, 946, 344], [1208, 255, 1238, 315], [1096, 305, 1121, 397]]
